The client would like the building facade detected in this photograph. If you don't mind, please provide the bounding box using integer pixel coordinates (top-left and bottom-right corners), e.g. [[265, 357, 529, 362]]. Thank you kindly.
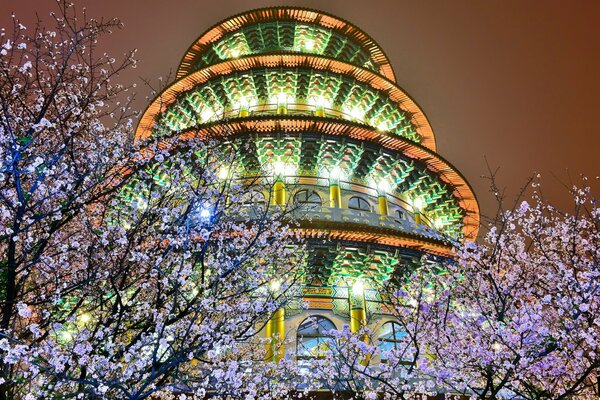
[[135, 7, 479, 365]]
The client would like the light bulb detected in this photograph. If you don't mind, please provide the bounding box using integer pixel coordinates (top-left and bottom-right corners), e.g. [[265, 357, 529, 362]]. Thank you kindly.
[[272, 161, 285, 175], [270, 279, 281, 292], [377, 180, 391, 193], [276, 93, 288, 105], [200, 208, 211, 219], [200, 108, 215, 122], [79, 313, 91, 323], [412, 197, 425, 211], [329, 166, 343, 181], [349, 107, 364, 121], [377, 121, 389, 131], [218, 167, 228, 180], [352, 279, 364, 296]]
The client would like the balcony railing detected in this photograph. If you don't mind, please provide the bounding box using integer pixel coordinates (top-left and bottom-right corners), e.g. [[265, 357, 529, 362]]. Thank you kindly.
[[239, 205, 447, 242]]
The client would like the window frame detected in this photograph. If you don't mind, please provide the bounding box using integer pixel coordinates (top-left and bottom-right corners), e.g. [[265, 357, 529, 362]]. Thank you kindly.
[[296, 315, 336, 360], [348, 196, 371, 212], [378, 321, 407, 361], [293, 189, 322, 209]]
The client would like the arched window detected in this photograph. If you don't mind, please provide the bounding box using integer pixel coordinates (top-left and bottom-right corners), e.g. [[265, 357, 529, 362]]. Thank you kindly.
[[395, 209, 405, 222], [378, 321, 406, 360], [348, 196, 371, 212], [294, 190, 322, 210], [297, 316, 336, 359]]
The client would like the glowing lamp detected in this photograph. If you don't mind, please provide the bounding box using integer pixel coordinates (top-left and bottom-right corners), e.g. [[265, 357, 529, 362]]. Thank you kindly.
[[200, 208, 211, 219], [352, 279, 364, 296], [412, 197, 425, 211], [350, 107, 365, 122], [377, 121, 389, 131], [218, 167, 229, 180], [276, 93, 289, 105], [79, 313, 91, 323], [377, 180, 391, 194], [304, 39, 315, 51], [272, 161, 296, 177], [270, 279, 281, 292], [200, 108, 215, 122], [328, 166, 344, 181]]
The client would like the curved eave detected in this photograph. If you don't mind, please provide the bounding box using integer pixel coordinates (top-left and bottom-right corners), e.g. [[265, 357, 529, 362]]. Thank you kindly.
[[139, 117, 479, 240], [297, 223, 455, 258], [176, 6, 396, 82], [136, 54, 436, 151]]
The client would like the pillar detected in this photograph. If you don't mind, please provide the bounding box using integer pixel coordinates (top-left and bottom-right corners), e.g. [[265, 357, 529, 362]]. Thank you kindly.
[[350, 290, 367, 334], [315, 105, 325, 117], [273, 179, 286, 206], [265, 308, 285, 362], [350, 282, 370, 364], [377, 193, 389, 217], [414, 212, 422, 225], [329, 181, 341, 208]]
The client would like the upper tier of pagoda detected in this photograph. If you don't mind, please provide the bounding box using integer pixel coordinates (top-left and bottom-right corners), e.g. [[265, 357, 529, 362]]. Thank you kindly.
[[134, 7, 480, 240]]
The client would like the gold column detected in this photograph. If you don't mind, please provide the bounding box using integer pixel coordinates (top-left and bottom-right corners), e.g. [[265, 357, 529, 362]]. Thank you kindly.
[[273, 179, 286, 206], [350, 291, 367, 334], [329, 182, 342, 208], [378, 194, 389, 217], [414, 212, 422, 225], [265, 308, 285, 362], [350, 282, 370, 365]]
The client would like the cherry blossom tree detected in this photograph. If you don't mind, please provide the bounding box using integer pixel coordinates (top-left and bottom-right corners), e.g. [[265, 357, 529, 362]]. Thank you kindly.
[[417, 178, 600, 399], [310, 178, 599, 400], [0, 3, 305, 399]]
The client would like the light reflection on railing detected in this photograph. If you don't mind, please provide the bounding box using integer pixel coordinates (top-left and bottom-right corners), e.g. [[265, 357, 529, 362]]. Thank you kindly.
[[237, 205, 446, 241]]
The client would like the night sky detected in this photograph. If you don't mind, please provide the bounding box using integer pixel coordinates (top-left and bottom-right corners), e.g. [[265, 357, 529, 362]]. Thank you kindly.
[[3, 0, 600, 222]]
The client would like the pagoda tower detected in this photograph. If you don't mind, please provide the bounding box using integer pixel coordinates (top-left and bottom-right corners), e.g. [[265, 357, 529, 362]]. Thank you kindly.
[[135, 7, 479, 362]]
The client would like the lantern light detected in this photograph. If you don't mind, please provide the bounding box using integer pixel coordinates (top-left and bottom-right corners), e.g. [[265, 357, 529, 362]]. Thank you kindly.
[[328, 166, 344, 181], [377, 121, 389, 131], [270, 279, 281, 293], [377, 180, 391, 194], [218, 167, 229, 180], [352, 279, 364, 296], [349, 107, 365, 122], [200, 108, 215, 122], [412, 197, 425, 211], [272, 161, 296, 177], [200, 208, 211, 219], [79, 313, 91, 323]]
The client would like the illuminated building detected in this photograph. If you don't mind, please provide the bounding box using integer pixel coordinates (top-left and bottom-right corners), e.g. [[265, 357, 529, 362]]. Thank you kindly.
[[135, 7, 479, 365]]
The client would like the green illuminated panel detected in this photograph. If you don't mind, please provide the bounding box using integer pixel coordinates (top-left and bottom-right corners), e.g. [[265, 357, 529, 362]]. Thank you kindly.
[[293, 24, 331, 54], [255, 136, 301, 167], [154, 68, 422, 143], [213, 32, 251, 59], [193, 21, 377, 72]]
